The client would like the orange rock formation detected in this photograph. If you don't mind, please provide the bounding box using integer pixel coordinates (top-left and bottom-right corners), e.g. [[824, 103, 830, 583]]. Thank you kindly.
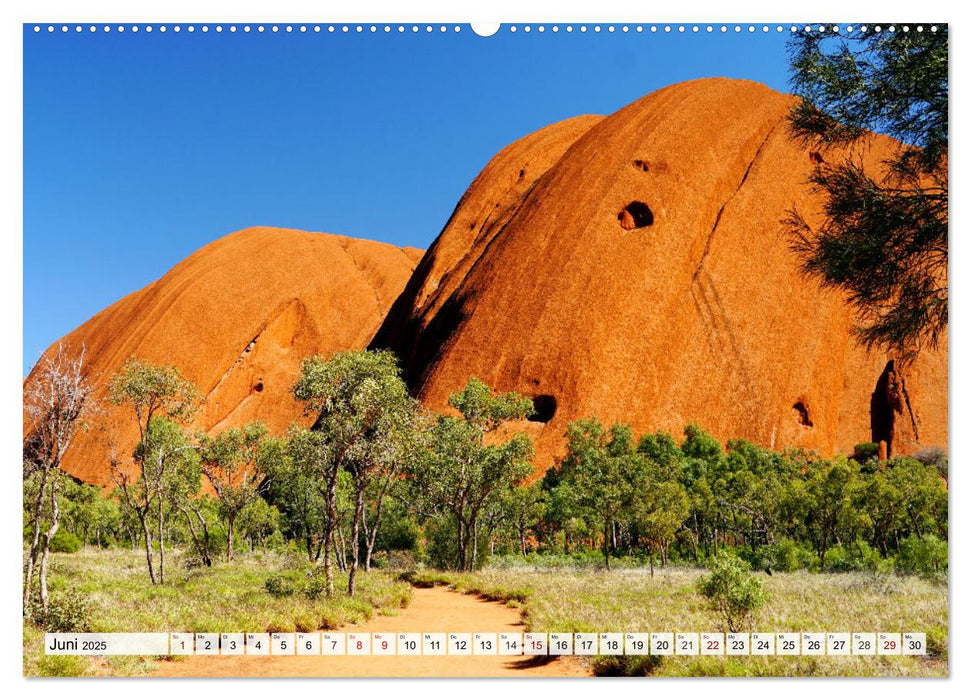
[[27, 227, 423, 485], [373, 78, 947, 466], [28, 79, 948, 484]]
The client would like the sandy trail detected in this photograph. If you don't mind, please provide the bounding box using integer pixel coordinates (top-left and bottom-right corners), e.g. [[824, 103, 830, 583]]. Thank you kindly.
[[151, 586, 589, 677]]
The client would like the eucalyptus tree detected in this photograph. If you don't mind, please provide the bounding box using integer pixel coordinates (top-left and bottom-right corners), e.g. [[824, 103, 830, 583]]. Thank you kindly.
[[291, 349, 421, 596], [108, 357, 197, 584], [23, 344, 94, 614], [199, 422, 281, 561], [409, 378, 534, 571]]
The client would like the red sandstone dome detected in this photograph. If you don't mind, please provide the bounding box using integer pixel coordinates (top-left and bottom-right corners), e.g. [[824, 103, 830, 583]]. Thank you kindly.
[[373, 78, 948, 466], [27, 78, 948, 485], [26, 227, 423, 485]]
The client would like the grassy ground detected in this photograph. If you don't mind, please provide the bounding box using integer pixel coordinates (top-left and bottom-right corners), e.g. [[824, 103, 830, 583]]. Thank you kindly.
[[24, 548, 948, 678], [23, 547, 411, 677], [415, 564, 949, 677]]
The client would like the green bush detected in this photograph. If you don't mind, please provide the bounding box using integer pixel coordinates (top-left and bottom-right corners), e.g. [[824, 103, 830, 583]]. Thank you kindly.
[[697, 552, 766, 632], [265, 568, 332, 599], [913, 446, 948, 480], [853, 442, 880, 461], [264, 571, 301, 598], [737, 547, 770, 572], [30, 588, 91, 632], [771, 539, 814, 572], [592, 654, 663, 676], [303, 571, 327, 600], [375, 514, 420, 552], [823, 540, 887, 573], [49, 531, 83, 553], [896, 534, 947, 580]]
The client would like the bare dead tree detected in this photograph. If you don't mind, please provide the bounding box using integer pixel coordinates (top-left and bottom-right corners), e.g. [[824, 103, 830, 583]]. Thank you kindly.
[[23, 344, 94, 615]]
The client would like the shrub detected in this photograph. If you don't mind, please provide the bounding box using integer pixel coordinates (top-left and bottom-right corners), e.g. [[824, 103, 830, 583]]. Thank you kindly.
[[896, 534, 947, 580], [823, 540, 887, 573], [265, 568, 332, 599], [264, 571, 301, 598], [852, 442, 880, 461], [771, 539, 814, 572], [592, 654, 663, 676], [697, 552, 766, 632], [913, 446, 948, 480], [737, 547, 770, 572], [30, 588, 91, 632], [303, 571, 327, 600], [48, 531, 82, 553]]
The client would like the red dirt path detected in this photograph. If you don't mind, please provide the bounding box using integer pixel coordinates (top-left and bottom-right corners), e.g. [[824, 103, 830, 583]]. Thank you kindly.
[[150, 586, 588, 677]]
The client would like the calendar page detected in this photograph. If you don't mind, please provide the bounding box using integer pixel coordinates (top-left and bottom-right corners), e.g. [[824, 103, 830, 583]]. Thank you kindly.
[[20, 7, 949, 682]]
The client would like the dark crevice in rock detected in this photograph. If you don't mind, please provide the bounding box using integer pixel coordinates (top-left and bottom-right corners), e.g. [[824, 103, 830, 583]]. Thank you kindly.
[[618, 201, 655, 230], [692, 116, 785, 281], [529, 395, 557, 423], [793, 401, 813, 427]]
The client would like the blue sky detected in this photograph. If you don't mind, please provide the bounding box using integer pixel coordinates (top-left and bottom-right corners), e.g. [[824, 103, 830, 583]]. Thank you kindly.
[[24, 24, 792, 373]]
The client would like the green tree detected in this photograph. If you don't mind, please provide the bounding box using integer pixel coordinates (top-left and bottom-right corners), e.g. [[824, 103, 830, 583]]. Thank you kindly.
[[108, 358, 198, 584], [272, 426, 328, 561], [410, 378, 534, 571], [134, 417, 200, 583], [199, 422, 279, 561], [62, 482, 122, 547], [504, 483, 545, 557], [236, 497, 281, 551], [637, 480, 690, 573], [697, 551, 767, 633], [787, 26, 948, 355], [555, 420, 641, 569], [291, 349, 420, 596], [885, 457, 947, 540]]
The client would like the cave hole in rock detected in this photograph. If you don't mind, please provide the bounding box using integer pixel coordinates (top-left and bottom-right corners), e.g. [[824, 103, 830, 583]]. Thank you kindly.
[[530, 395, 557, 423], [618, 201, 654, 230], [870, 361, 898, 455], [253, 381, 264, 392], [792, 401, 813, 427], [632, 159, 650, 172]]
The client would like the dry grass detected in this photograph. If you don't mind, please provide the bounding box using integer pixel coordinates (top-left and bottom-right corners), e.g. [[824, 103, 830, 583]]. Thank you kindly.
[[428, 565, 948, 677], [23, 547, 411, 676]]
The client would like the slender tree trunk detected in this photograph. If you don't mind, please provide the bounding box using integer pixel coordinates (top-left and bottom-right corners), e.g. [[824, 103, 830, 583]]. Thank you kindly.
[[456, 515, 468, 571], [470, 518, 479, 571], [180, 506, 212, 566], [226, 513, 236, 561], [362, 516, 372, 573], [521, 530, 527, 558], [603, 521, 611, 570], [37, 478, 62, 613], [23, 465, 51, 614], [138, 511, 157, 584], [335, 522, 347, 571], [348, 488, 365, 596], [364, 488, 390, 573], [157, 498, 165, 584], [323, 476, 338, 597]]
